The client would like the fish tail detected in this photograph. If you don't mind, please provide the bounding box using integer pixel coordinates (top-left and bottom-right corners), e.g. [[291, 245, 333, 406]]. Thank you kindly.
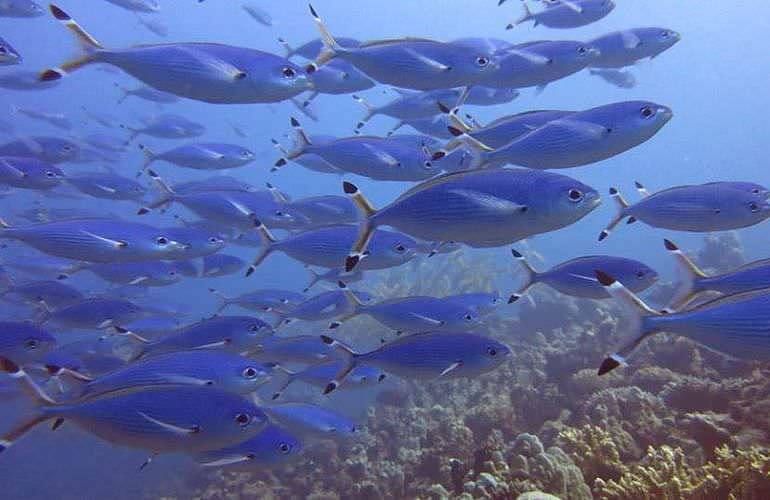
[[598, 187, 631, 241], [335, 280, 363, 319], [276, 118, 312, 169], [0, 216, 12, 229], [0, 357, 56, 452], [207, 288, 232, 314], [290, 97, 319, 123], [265, 182, 288, 203], [245, 220, 277, 277], [114, 83, 130, 104], [267, 363, 297, 400], [307, 4, 341, 71], [663, 239, 707, 312], [137, 168, 175, 215], [319, 335, 360, 394], [593, 271, 661, 376], [508, 249, 539, 303], [40, 5, 104, 82], [437, 100, 473, 133], [352, 95, 376, 130], [434, 126, 492, 168], [514, 1, 534, 28], [303, 265, 321, 292], [343, 181, 377, 272], [138, 144, 157, 171]]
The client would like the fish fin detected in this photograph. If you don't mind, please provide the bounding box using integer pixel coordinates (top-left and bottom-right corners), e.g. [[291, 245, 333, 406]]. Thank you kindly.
[[343, 182, 377, 272], [308, 4, 343, 70], [265, 182, 288, 204], [41, 5, 103, 81], [93, 184, 117, 195], [352, 95, 376, 130], [513, 0, 533, 27], [111, 325, 151, 344], [319, 335, 359, 394], [0, 157, 27, 178], [598, 187, 631, 241], [304, 266, 321, 292], [620, 30, 642, 50], [198, 454, 254, 467], [409, 312, 444, 326], [154, 373, 214, 387], [280, 117, 312, 164], [207, 288, 232, 314], [509, 248, 538, 303], [560, 0, 584, 13], [269, 364, 298, 400], [362, 143, 401, 168], [437, 100, 473, 133], [137, 411, 200, 435], [191, 339, 231, 350], [138, 168, 175, 214], [245, 219, 278, 277], [80, 230, 128, 250], [290, 97, 319, 123], [438, 361, 462, 378], [634, 180, 651, 197], [505, 48, 552, 66], [593, 270, 660, 375], [337, 280, 364, 312], [663, 239, 707, 312], [447, 189, 528, 215], [403, 48, 451, 72], [0, 357, 57, 405], [277, 37, 293, 58]]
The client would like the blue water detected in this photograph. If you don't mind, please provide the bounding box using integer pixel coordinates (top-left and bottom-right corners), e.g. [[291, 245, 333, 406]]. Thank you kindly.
[[1, 1, 769, 498]]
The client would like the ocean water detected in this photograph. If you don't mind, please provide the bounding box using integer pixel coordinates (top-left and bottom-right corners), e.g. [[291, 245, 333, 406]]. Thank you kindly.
[[1, 1, 769, 499]]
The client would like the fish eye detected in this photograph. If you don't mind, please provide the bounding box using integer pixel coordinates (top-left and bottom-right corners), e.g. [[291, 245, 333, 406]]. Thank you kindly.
[[240, 151, 252, 158], [61, 145, 72, 152], [475, 56, 489, 67], [25, 338, 39, 349], [208, 236, 220, 244], [248, 324, 262, 333], [464, 312, 474, 321], [567, 189, 584, 202], [281, 66, 297, 79], [242, 366, 259, 379], [661, 30, 671, 38], [395, 243, 406, 253], [44, 170, 57, 178], [423, 161, 432, 169], [155, 236, 169, 246], [274, 210, 284, 217], [487, 346, 497, 356], [635, 270, 646, 279], [234, 413, 251, 426], [0, 47, 7, 55], [752, 188, 761, 194], [279, 442, 291, 453], [578, 47, 588, 55], [750, 202, 760, 213], [641, 106, 654, 118]]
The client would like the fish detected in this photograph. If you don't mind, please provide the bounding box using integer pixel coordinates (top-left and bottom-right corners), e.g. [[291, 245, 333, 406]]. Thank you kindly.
[[172, 176, 259, 195], [241, 2, 272, 26], [250, 335, 343, 365], [0, 218, 192, 263], [483, 40, 600, 90], [285, 195, 358, 228], [270, 361, 385, 399], [140, 143, 256, 170], [42, 297, 150, 330], [277, 288, 374, 326], [65, 172, 147, 201], [451, 37, 514, 56], [103, 0, 159, 13], [194, 424, 301, 468], [449, 101, 673, 169], [342, 169, 600, 271], [66, 351, 271, 399], [307, 5, 499, 90], [263, 403, 357, 439], [135, 315, 273, 359], [588, 68, 637, 89], [508, 0, 615, 29], [64, 261, 182, 287], [10, 106, 72, 130], [159, 226, 226, 259], [281, 37, 361, 60], [271, 135, 341, 174], [43, 5, 312, 104], [0, 157, 65, 190], [0, 37, 21, 65], [589, 28, 681, 69], [594, 271, 770, 375], [444, 292, 503, 317], [276, 119, 439, 181], [123, 114, 206, 142], [304, 59, 376, 102], [332, 282, 483, 334], [246, 222, 418, 275], [82, 133, 127, 153], [0, 71, 59, 91], [304, 266, 364, 292], [320, 331, 511, 393], [0, 279, 84, 309], [599, 181, 770, 241], [509, 250, 658, 302], [211, 289, 306, 315], [0, 358, 268, 456], [664, 239, 770, 311], [201, 254, 245, 278], [443, 109, 574, 150], [0, 0, 43, 17], [135, 14, 168, 38], [0, 136, 80, 163], [116, 84, 179, 104], [0, 322, 56, 365]]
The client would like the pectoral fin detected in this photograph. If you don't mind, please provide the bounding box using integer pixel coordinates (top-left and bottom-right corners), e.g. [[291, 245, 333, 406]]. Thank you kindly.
[[438, 361, 463, 378], [404, 48, 450, 72], [560, 0, 584, 13], [81, 230, 128, 249], [138, 411, 200, 435]]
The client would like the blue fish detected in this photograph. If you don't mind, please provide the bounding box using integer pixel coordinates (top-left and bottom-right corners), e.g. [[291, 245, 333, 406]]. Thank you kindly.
[[510, 250, 658, 301], [104, 0, 159, 13], [263, 403, 357, 439], [0, 0, 43, 17], [0, 359, 268, 456], [246, 223, 417, 275], [286, 195, 358, 228], [595, 271, 770, 375], [66, 171, 147, 201], [588, 68, 637, 89], [304, 266, 364, 292], [307, 5, 499, 90], [0, 37, 22, 65], [0, 157, 64, 190], [44, 297, 150, 330], [270, 361, 385, 399], [0, 279, 84, 309], [44, 5, 312, 104], [278, 288, 374, 326], [0, 136, 79, 163], [201, 254, 245, 278], [194, 424, 302, 468], [10, 106, 71, 131], [444, 109, 574, 150], [0, 322, 56, 365], [342, 169, 600, 271], [507, 0, 615, 29], [599, 181, 770, 241], [212, 289, 306, 315], [320, 331, 511, 393], [160, 226, 226, 259], [0, 71, 59, 91], [241, 2, 272, 26], [251, 335, 343, 365], [82, 133, 128, 153], [116, 84, 179, 104], [589, 28, 681, 69], [124, 114, 206, 142], [140, 143, 256, 171], [68, 261, 182, 287]]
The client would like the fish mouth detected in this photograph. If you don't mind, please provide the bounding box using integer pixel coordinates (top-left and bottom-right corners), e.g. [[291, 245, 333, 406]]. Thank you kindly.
[[658, 106, 674, 121], [585, 191, 602, 210]]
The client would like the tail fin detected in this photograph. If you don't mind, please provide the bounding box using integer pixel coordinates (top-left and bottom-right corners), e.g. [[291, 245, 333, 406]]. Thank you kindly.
[[208, 288, 232, 315], [319, 335, 359, 394], [508, 249, 539, 303], [268, 364, 298, 400], [594, 271, 660, 375], [274, 118, 312, 170], [290, 98, 319, 123], [307, 4, 342, 71], [0, 357, 55, 452], [634, 180, 651, 197], [352, 95, 376, 131], [137, 169, 175, 214], [40, 5, 103, 82], [507, 1, 534, 30], [328, 281, 363, 329], [343, 181, 377, 272], [432, 126, 492, 169], [598, 187, 631, 241], [663, 239, 707, 312], [245, 220, 278, 277], [437, 101, 473, 134], [114, 83, 131, 104], [138, 144, 157, 171], [265, 182, 288, 204], [304, 266, 322, 292]]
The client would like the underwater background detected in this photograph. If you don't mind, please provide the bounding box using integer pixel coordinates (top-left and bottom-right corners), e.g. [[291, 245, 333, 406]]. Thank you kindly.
[[1, 0, 770, 499]]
